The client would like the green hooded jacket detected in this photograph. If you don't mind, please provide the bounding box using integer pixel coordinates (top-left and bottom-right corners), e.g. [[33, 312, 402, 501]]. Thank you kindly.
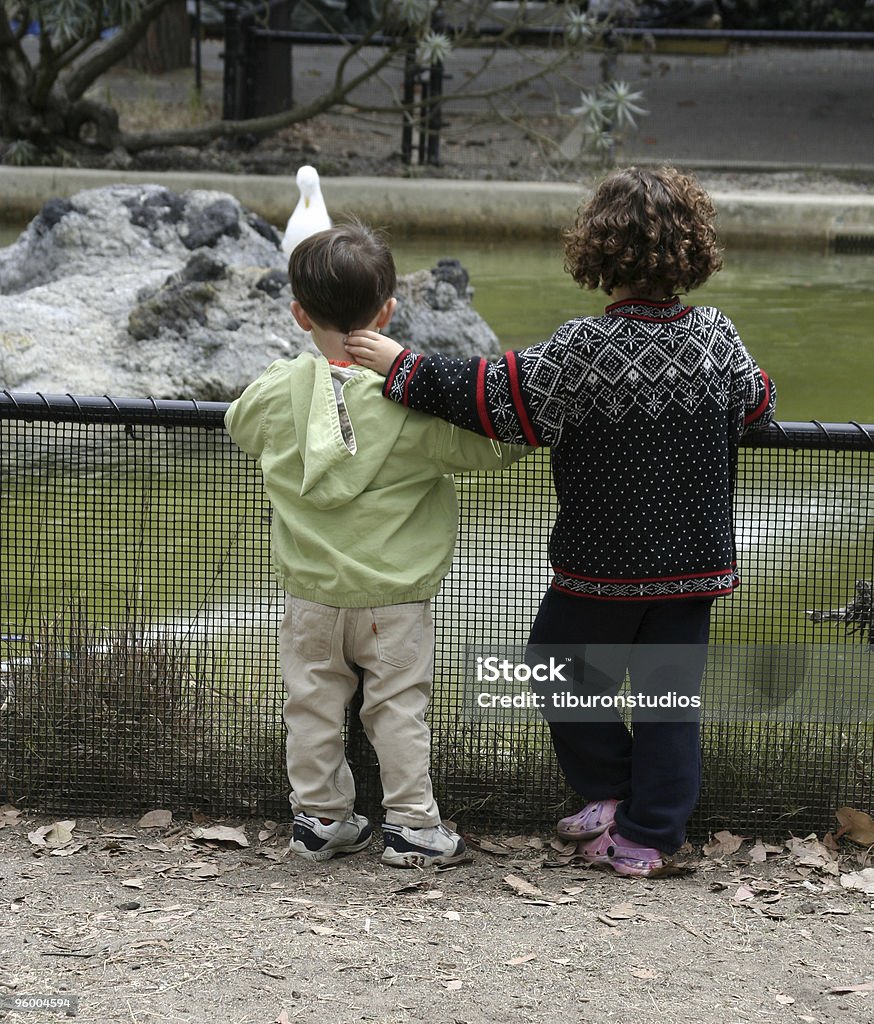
[[225, 355, 528, 607]]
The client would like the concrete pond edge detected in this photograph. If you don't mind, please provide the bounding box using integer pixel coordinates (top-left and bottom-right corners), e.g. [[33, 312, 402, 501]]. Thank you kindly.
[[3, 166, 874, 249]]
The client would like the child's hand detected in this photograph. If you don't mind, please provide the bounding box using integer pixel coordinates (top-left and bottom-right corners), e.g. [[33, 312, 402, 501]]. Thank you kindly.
[[345, 330, 404, 376]]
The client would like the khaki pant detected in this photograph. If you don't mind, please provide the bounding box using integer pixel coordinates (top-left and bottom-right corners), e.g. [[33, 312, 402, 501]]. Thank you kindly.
[[279, 595, 441, 828]]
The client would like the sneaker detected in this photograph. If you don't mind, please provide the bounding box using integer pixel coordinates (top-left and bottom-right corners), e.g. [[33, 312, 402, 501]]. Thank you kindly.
[[556, 798, 619, 841], [575, 825, 665, 877], [381, 822, 467, 868], [289, 812, 372, 862]]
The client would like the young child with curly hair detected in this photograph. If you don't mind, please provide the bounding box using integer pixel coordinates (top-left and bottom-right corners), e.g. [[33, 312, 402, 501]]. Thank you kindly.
[[345, 166, 776, 876]]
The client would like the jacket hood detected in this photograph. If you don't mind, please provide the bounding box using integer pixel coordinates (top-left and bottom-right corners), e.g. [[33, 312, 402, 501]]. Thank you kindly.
[[291, 355, 407, 509]]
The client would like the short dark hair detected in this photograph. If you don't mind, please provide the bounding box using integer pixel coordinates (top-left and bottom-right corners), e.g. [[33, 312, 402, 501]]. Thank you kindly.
[[288, 221, 397, 332], [563, 165, 723, 295]]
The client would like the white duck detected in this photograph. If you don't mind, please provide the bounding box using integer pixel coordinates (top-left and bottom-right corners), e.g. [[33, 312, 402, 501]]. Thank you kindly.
[[281, 165, 332, 258]]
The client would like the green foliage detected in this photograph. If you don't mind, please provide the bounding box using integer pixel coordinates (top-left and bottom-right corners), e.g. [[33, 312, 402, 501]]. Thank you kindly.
[[416, 28, 451, 65], [392, 0, 435, 29], [2, 139, 40, 165], [566, 80, 648, 162], [6, 0, 145, 46], [564, 6, 598, 45]]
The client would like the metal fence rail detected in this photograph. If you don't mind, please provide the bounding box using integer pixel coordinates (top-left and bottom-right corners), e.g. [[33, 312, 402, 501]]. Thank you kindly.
[[1, 393, 872, 839]]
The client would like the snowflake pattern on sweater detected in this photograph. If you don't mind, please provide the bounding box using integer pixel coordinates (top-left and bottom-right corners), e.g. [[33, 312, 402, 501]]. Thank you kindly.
[[383, 297, 775, 600]]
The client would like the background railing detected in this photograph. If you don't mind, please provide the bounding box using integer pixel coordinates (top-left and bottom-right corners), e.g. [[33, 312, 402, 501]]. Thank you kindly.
[[1, 393, 872, 839]]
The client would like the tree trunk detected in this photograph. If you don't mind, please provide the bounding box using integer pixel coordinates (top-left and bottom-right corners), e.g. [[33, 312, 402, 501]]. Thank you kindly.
[[124, 0, 189, 73]]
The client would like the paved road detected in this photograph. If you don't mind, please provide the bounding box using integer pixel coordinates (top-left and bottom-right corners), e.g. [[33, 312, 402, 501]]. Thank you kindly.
[[95, 37, 874, 170]]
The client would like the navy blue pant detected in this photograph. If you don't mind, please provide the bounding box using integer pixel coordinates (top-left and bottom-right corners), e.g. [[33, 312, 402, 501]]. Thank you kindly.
[[527, 588, 714, 854]]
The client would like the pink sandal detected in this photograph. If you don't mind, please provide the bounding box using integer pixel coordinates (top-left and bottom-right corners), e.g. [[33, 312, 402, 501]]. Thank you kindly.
[[556, 798, 619, 841], [575, 825, 665, 877]]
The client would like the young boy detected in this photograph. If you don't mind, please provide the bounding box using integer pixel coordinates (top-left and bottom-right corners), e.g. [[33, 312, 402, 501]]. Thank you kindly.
[[225, 222, 527, 867], [346, 167, 776, 876]]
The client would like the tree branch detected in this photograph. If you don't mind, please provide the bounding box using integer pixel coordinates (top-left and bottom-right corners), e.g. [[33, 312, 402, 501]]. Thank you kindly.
[[55, 26, 106, 74], [119, 44, 399, 153], [336, 46, 578, 118], [62, 0, 177, 101]]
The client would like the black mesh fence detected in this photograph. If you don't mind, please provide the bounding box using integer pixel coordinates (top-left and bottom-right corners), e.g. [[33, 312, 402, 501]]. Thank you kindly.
[[1, 394, 872, 839]]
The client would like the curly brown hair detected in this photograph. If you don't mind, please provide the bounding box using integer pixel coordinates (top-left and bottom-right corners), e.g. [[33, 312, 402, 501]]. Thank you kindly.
[[563, 166, 723, 296]]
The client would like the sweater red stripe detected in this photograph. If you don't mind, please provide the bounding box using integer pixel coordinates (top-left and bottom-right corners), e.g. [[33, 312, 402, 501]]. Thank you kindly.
[[744, 370, 772, 425], [475, 358, 498, 439], [505, 350, 539, 446]]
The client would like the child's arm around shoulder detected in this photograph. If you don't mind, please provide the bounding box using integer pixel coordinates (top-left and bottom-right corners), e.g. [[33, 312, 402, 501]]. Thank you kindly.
[[346, 328, 570, 448], [347, 331, 531, 471], [345, 330, 404, 376]]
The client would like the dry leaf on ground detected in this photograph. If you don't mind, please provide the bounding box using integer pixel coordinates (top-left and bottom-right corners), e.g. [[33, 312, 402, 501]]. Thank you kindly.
[[28, 820, 76, 848], [828, 981, 874, 994], [0, 805, 22, 827], [748, 840, 784, 863], [839, 868, 874, 895], [476, 840, 512, 855], [503, 874, 542, 898], [50, 842, 87, 857], [259, 822, 279, 843], [703, 830, 746, 857], [546, 838, 581, 865], [787, 834, 840, 874], [137, 809, 172, 829], [391, 879, 432, 896], [604, 902, 638, 921], [159, 860, 221, 880], [835, 806, 874, 846], [191, 825, 249, 848]]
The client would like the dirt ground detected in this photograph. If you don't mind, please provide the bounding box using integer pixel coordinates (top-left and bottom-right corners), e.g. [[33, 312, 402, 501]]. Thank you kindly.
[[1, 807, 872, 1024]]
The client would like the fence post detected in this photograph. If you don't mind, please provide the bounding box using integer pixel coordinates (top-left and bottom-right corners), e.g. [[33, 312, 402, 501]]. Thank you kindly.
[[222, 3, 242, 120], [193, 0, 203, 95], [424, 9, 444, 166], [247, 0, 293, 117], [401, 41, 417, 165], [425, 56, 443, 166]]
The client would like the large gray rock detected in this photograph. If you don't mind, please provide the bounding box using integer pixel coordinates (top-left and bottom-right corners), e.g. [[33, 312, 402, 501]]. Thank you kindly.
[[0, 185, 499, 401]]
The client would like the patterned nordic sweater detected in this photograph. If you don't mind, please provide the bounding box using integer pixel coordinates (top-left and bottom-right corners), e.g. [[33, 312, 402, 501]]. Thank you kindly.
[[382, 297, 776, 601]]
